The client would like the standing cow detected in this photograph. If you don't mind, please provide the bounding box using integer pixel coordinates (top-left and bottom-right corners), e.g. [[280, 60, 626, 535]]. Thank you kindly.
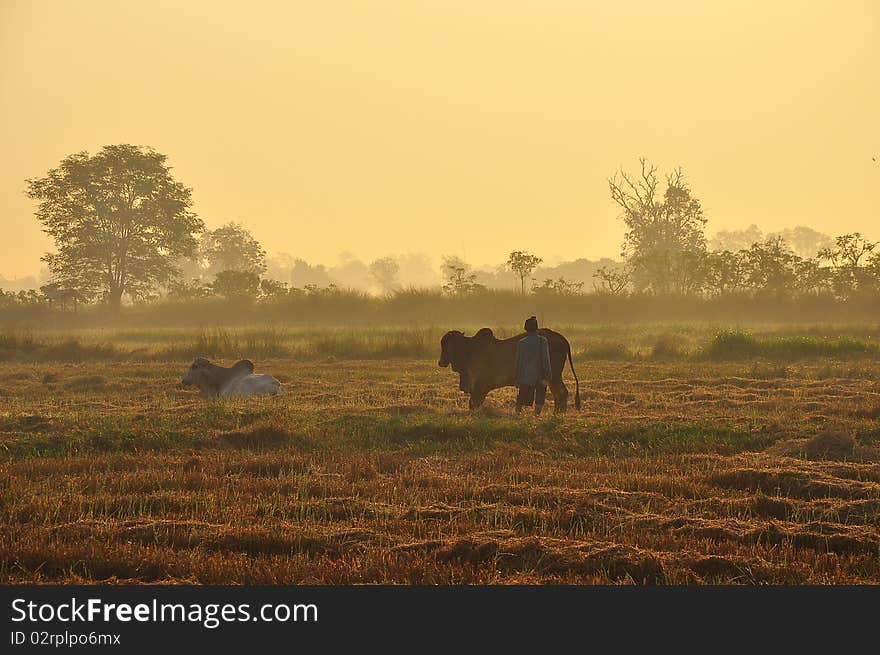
[[438, 328, 580, 412]]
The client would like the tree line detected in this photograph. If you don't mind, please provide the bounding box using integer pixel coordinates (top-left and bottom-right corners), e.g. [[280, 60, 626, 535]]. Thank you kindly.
[[4, 145, 878, 315]]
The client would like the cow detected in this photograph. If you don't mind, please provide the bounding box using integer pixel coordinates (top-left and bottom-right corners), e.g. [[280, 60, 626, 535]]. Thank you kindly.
[[181, 358, 282, 398], [438, 327, 580, 412]]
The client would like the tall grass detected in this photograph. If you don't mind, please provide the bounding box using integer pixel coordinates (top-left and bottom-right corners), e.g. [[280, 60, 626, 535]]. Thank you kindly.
[[3, 288, 880, 329], [160, 327, 439, 360], [0, 328, 117, 362], [2, 324, 879, 363], [706, 329, 880, 361]]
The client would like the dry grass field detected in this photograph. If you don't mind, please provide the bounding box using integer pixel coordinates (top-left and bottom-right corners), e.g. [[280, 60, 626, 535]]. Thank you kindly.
[[2, 325, 879, 584]]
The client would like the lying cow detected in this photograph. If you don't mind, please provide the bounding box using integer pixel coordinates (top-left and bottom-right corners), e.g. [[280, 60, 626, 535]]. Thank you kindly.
[[182, 358, 282, 398], [439, 327, 580, 412]]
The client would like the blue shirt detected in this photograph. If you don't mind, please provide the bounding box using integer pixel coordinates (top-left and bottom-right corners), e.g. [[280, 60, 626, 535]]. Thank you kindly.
[[515, 332, 552, 386]]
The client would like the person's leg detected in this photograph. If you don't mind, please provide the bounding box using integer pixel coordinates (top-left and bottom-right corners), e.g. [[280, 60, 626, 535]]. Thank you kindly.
[[516, 385, 535, 413], [534, 384, 547, 415]]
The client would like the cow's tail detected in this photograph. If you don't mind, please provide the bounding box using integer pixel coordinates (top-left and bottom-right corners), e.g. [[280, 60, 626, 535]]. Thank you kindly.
[[566, 338, 581, 410]]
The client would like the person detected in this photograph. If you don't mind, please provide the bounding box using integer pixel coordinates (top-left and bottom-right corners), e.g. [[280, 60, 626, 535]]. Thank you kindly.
[[514, 315, 552, 415]]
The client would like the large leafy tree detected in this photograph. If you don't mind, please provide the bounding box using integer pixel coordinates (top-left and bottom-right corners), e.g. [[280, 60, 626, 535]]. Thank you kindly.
[[609, 159, 708, 295], [26, 144, 203, 309], [200, 222, 267, 276], [211, 270, 261, 301]]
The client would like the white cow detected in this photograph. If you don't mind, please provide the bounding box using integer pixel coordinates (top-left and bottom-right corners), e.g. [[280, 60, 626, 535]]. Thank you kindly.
[[182, 358, 282, 398]]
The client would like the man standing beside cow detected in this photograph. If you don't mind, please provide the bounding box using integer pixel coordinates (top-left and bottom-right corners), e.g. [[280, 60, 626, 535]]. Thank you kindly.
[[514, 315, 553, 415], [438, 318, 580, 413]]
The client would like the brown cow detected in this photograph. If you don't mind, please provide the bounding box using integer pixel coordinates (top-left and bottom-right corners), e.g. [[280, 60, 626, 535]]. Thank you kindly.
[[438, 327, 580, 412]]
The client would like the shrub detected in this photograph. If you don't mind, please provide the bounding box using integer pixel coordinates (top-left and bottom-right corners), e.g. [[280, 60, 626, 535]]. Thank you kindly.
[[705, 330, 759, 359]]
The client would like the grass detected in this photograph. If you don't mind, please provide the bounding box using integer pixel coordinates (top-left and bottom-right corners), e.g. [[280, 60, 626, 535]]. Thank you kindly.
[[1, 323, 880, 584], [706, 329, 880, 361], [2, 323, 880, 364]]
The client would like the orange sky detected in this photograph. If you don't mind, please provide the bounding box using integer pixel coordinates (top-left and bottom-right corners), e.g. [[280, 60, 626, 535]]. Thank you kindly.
[[1, 0, 878, 278]]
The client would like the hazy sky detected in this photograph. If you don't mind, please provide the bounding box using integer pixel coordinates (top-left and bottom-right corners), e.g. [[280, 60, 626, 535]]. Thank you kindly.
[[1, 0, 877, 278]]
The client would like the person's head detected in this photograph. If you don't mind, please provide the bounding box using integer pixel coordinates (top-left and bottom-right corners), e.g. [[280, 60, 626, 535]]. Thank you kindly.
[[524, 316, 538, 332]]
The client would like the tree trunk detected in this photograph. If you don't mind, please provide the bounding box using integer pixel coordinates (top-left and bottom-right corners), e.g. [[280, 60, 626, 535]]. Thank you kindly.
[[108, 285, 124, 311]]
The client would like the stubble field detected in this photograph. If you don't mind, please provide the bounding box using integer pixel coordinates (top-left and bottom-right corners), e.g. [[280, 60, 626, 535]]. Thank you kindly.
[[1, 324, 879, 584]]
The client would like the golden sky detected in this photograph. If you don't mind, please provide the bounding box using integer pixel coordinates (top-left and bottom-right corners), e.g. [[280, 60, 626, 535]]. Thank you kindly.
[[1, 0, 877, 277]]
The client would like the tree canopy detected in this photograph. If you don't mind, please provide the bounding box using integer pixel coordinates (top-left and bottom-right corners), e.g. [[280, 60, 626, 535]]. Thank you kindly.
[[368, 257, 400, 294], [26, 144, 203, 309], [200, 222, 267, 276], [609, 159, 707, 294], [506, 251, 543, 295]]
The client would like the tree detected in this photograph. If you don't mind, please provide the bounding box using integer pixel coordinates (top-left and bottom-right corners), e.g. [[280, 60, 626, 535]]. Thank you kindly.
[[166, 278, 212, 302], [742, 237, 799, 298], [26, 144, 203, 310], [533, 277, 584, 296], [441, 256, 485, 296], [704, 250, 748, 296], [592, 265, 630, 295], [666, 248, 711, 296], [210, 270, 261, 301], [259, 278, 289, 300], [506, 250, 543, 295], [609, 159, 708, 294], [709, 225, 763, 253], [767, 226, 833, 259], [201, 222, 267, 276], [865, 252, 880, 294], [368, 257, 400, 294], [287, 258, 334, 288], [818, 233, 878, 298], [38, 282, 83, 312], [793, 257, 833, 296]]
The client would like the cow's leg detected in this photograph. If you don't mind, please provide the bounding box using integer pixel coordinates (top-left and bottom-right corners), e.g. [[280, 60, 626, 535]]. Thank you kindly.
[[469, 384, 488, 410], [549, 378, 569, 413]]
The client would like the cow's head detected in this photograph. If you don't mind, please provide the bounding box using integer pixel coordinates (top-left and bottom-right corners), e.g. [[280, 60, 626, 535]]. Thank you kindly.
[[182, 357, 212, 387], [182, 358, 253, 396], [438, 330, 467, 370]]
